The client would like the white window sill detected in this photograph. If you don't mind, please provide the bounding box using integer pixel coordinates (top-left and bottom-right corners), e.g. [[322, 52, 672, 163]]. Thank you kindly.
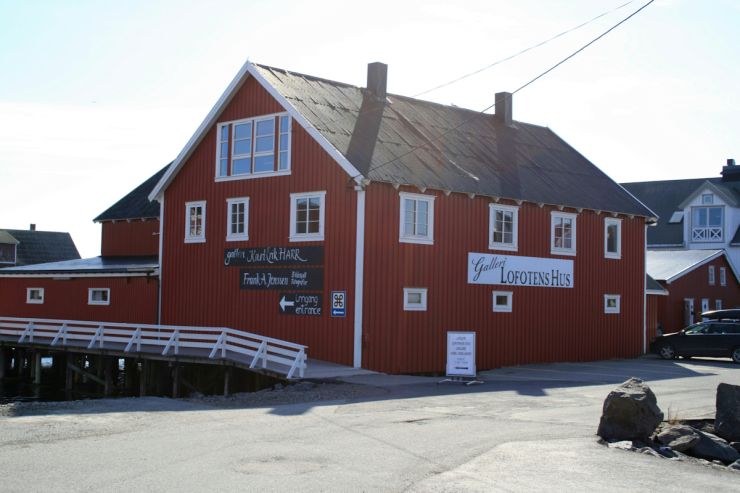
[[604, 310, 620, 314], [550, 248, 576, 257], [184, 237, 206, 244], [215, 170, 291, 182], [404, 305, 427, 312], [604, 252, 621, 260], [289, 234, 324, 242], [88, 302, 110, 306], [226, 235, 249, 242], [399, 236, 434, 245], [489, 243, 517, 252], [26, 300, 44, 305]]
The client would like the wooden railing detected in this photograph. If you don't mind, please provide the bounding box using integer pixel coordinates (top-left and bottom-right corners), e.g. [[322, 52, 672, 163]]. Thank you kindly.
[[0, 317, 307, 379]]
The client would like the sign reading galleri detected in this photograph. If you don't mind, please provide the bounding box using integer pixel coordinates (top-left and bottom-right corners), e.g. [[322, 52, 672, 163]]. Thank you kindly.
[[467, 252, 574, 288]]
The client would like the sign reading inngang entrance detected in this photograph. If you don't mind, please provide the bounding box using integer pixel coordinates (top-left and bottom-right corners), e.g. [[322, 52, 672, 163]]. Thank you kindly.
[[467, 253, 573, 288]]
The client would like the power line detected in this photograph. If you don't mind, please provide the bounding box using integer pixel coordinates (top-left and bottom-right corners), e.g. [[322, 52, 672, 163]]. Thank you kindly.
[[412, 0, 636, 98], [360, 0, 655, 180]]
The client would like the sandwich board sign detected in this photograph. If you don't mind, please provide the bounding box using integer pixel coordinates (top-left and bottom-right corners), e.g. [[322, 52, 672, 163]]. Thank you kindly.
[[445, 331, 477, 378]]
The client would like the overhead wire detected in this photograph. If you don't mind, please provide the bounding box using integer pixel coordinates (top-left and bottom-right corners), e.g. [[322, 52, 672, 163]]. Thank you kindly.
[[357, 0, 656, 180]]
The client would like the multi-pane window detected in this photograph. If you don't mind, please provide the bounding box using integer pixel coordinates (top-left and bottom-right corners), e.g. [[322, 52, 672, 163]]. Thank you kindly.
[[88, 288, 110, 306], [185, 201, 206, 243], [226, 197, 249, 241], [720, 267, 727, 286], [709, 265, 716, 285], [604, 218, 622, 259], [216, 113, 291, 179], [551, 212, 577, 255], [691, 206, 723, 242], [290, 191, 325, 241], [492, 291, 512, 312], [604, 294, 620, 314], [399, 192, 435, 245], [26, 288, 44, 304], [489, 204, 518, 251], [403, 288, 428, 311]]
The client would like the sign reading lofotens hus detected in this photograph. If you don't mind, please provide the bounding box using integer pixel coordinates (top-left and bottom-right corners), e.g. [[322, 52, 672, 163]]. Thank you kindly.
[[467, 252, 573, 288]]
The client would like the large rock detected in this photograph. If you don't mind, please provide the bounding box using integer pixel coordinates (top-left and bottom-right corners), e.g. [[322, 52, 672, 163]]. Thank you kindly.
[[688, 430, 740, 465], [656, 425, 701, 452], [597, 378, 663, 441], [716, 383, 740, 442]]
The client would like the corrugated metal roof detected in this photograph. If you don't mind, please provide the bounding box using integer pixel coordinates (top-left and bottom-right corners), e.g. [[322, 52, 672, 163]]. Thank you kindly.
[[0, 256, 158, 275], [254, 64, 654, 217], [94, 165, 169, 222], [646, 249, 723, 282], [0, 229, 80, 267]]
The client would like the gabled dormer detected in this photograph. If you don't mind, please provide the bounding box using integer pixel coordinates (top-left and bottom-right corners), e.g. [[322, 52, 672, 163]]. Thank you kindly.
[[0, 230, 19, 266], [677, 180, 735, 245]]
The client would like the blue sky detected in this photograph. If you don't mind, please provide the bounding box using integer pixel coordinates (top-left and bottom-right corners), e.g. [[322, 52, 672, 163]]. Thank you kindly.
[[1, 0, 738, 257]]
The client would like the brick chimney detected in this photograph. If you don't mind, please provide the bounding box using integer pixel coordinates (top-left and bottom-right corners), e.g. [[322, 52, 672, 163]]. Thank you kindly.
[[494, 92, 513, 126], [30, 223, 36, 231], [721, 158, 740, 182], [367, 62, 387, 101]]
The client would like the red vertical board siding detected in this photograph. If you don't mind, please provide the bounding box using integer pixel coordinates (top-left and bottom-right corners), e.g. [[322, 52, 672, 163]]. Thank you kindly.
[[160, 76, 357, 366], [362, 184, 646, 374], [656, 256, 740, 333], [0, 277, 158, 324], [101, 220, 160, 257]]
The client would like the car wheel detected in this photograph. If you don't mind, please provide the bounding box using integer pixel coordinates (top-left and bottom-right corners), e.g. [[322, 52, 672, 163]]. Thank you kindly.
[[659, 344, 676, 360], [732, 347, 740, 364]]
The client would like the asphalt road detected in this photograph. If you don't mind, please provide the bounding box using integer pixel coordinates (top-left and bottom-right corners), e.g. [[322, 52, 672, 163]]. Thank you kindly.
[[1, 357, 738, 492]]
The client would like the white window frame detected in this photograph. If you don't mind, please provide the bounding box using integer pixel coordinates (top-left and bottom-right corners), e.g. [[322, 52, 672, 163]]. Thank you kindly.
[[489, 204, 518, 251], [289, 191, 326, 242], [716, 299, 723, 310], [604, 217, 622, 259], [226, 197, 250, 242], [701, 193, 713, 205], [492, 291, 513, 313], [403, 287, 428, 311], [215, 112, 291, 181], [184, 201, 207, 243], [690, 205, 723, 243], [26, 288, 44, 304], [399, 192, 435, 245], [550, 211, 577, 256], [720, 267, 727, 286], [708, 265, 716, 285], [88, 288, 110, 306], [604, 294, 620, 314]]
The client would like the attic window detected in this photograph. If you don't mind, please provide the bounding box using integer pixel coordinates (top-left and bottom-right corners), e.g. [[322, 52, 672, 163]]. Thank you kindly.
[[0, 243, 16, 265], [668, 211, 683, 224], [216, 113, 291, 181]]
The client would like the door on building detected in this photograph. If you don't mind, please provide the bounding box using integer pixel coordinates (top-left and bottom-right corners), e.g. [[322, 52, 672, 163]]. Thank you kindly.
[[701, 299, 709, 320], [684, 298, 694, 327]]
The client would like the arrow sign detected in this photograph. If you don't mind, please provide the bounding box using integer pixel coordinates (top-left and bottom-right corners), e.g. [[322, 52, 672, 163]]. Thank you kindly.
[[278, 293, 322, 316]]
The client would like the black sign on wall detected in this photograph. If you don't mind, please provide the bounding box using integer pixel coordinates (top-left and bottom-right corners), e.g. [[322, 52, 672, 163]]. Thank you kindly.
[[225, 246, 323, 267], [279, 293, 322, 316], [240, 268, 324, 291]]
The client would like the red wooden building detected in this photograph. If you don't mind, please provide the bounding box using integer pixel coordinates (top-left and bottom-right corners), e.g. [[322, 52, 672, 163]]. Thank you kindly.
[[1, 62, 659, 374]]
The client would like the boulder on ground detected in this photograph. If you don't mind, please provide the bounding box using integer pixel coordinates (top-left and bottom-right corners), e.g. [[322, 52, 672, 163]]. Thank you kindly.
[[688, 430, 740, 465], [597, 378, 663, 441], [715, 383, 740, 442], [656, 425, 701, 452]]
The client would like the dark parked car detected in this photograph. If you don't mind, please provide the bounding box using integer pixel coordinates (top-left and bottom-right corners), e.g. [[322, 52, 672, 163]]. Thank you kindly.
[[700, 309, 740, 320], [651, 320, 740, 364]]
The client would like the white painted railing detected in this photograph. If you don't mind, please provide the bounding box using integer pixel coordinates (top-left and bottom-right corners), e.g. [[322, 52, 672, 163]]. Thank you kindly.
[[0, 317, 307, 379]]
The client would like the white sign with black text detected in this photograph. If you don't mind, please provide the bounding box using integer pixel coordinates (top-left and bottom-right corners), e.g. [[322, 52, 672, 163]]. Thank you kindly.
[[467, 252, 574, 288], [446, 331, 477, 377]]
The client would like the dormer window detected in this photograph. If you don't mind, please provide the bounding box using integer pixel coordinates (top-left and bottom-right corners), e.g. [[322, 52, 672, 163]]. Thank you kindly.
[[216, 113, 291, 180], [701, 193, 713, 205], [691, 206, 723, 242], [0, 243, 16, 265]]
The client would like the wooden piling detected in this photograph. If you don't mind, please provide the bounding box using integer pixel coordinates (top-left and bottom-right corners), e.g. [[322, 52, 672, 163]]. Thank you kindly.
[[33, 352, 42, 385], [224, 366, 232, 396], [139, 360, 147, 397], [172, 364, 180, 398]]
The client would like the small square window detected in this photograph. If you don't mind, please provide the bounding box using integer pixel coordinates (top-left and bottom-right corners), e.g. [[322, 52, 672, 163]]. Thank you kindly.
[[290, 191, 326, 242], [604, 218, 622, 259], [489, 204, 518, 251], [185, 201, 206, 243], [26, 288, 44, 304], [88, 288, 110, 306], [403, 288, 427, 311], [492, 291, 512, 312], [226, 197, 250, 241], [399, 192, 435, 245], [720, 267, 727, 286], [701, 193, 713, 205], [604, 294, 620, 314], [551, 212, 577, 256]]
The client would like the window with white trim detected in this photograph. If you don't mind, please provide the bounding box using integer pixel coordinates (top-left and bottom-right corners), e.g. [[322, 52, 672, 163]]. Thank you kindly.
[[604, 217, 621, 259], [216, 113, 291, 180], [226, 197, 250, 241], [88, 288, 110, 306], [691, 206, 723, 242], [403, 288, 427, 311], [701, 193, 713, 205], [551, 212, 577, 256], [720, 267, 727, 286], [399, 192, 434, 245], [185, 201, 206, 243], [716, 299, 723, 310], [492, 291, 512, 312], [290, 191, 325, 242], [489, 204, 518, 251], [708, 265, 716, 285], [26, 288, 44, 304], [604, 294, 620, 314]]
